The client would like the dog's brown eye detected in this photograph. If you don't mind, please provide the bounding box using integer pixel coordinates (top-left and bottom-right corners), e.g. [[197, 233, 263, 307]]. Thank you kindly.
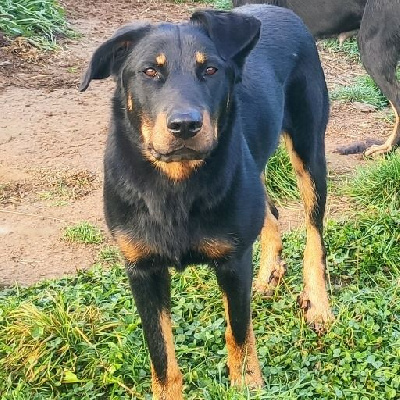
[[205, 66, 218, 76], [143, 68, 158, 78]]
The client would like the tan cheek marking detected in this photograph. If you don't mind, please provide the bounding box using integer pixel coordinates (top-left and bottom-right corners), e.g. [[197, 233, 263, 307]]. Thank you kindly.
[[141, 112, 171, 150], [156, 53, 167, 66], [151, 311, 183, 400], [127, 94, 133, 111], [222, 296, 263, 387], [114, 232, 153, 263], [197, 238, 234, 259], [141, 116, 154, 146], [195, 51, 207, 64]]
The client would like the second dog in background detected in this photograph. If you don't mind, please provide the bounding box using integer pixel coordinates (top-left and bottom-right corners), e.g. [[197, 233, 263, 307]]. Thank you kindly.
[[233, 0, 400, 157]]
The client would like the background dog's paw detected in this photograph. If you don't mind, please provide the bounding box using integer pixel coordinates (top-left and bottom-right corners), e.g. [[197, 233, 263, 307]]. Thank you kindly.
[[364, 143, 394, 157]]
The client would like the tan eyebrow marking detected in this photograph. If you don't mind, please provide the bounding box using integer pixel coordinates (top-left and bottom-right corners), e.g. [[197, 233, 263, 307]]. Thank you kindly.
[[195, 51, 207, 64], [156, 53, 167, 66]]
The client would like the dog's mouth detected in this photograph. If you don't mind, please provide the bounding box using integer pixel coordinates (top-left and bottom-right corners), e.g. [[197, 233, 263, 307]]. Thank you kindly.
[[148, 147, 209, 162]]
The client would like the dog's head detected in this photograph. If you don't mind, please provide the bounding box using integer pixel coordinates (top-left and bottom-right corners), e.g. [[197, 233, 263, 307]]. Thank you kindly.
[[81, 10, 260, 180]]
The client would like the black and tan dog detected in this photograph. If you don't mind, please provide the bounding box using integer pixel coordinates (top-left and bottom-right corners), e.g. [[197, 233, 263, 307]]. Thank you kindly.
[[233, 0, 400, 156], [81, 4, 331, 399]]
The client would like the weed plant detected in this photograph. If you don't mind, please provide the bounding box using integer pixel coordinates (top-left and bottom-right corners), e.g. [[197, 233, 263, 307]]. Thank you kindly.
[[331, 75, 389, 110], [0, 0, 73, 48], [319, 38, 360, 62], [346, 152, 400, 210], [265, 145, 299, 204], [63, 222, 104, 245]]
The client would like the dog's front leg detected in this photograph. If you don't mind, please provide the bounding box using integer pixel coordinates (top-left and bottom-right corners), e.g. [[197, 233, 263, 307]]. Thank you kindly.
[[126, 265, 183, 400], [215, 248, 264, 388]]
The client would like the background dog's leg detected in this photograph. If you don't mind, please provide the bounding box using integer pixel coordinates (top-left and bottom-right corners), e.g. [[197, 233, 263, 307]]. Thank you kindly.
[[364, 101, 400, 156], [215, 248, 263, 388], [358, 2, 400, 156], [338, 29, 358, 46], [254, 187, 286, 295], [283, 134, 333, 334], [127, 266, 183, 400]]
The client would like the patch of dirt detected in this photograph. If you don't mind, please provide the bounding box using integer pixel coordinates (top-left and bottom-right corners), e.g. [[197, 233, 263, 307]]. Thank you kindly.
[[0, 1, 394, 286]]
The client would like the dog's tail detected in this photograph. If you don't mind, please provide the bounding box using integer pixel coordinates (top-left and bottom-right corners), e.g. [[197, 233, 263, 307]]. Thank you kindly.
[[334, 139, 383, 155]]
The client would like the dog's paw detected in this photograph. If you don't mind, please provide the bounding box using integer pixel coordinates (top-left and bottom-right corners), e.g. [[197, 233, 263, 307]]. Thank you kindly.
[[364, 143, 393, 157], [254, 259, 286, 296], [230, 369, 264, 389], [298, 291, 334, 335]]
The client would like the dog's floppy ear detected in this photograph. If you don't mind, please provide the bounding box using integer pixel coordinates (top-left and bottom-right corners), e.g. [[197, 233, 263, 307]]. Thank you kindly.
[[80, 22, 151, 92], [190, 10, 261, 66]]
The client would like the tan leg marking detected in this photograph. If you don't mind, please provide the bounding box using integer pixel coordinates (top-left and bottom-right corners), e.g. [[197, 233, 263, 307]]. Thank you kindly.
[[197, 238, 234, 259], [254, 200, 286, 295], [365, 102, 400, 156], [283, 134, 333, 333], [151, 311, 183, 400], [298, 225, 333, 334], [114, 232, 153, 263], [223, 296, 263, 388]]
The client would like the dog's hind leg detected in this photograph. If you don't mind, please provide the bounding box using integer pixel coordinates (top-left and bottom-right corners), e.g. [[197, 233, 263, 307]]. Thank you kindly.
[[358, 1, 400, 156], [254, 181, 286, 295], [283, 133, 333, 334], [216, 248, 264, 388], [126, 264, 183, 400]]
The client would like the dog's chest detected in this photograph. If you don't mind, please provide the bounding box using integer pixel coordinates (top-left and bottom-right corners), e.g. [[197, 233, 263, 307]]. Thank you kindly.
[[114, 193, 237, 267]]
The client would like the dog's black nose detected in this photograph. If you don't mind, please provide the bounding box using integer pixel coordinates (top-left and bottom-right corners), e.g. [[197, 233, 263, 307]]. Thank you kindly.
[[167, 110, 203, 139]]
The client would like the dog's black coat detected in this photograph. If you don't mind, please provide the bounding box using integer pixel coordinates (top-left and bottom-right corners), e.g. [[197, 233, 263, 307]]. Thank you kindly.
[[232, 0, 366, 37], [81, 4, 329, 396], [233, 0, 400, 155]]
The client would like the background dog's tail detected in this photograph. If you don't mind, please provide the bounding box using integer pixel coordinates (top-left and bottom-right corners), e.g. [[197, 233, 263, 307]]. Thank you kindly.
[[334, 139, 383, 155]]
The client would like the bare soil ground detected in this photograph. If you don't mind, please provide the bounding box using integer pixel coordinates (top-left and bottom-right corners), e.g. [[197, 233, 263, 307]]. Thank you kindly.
[[0, 0, 393, 287]]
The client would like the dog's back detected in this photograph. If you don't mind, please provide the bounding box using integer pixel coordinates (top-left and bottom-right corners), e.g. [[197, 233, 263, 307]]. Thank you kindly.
[[233, 5, 328, 166], [233, 0, 367, 37]]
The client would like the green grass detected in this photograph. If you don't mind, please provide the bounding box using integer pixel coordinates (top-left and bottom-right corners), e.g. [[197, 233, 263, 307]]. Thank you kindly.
[[0, 0, 73, 49], [63, 222, 104, 245], [265, 145, 299, 204], [98, 246, 122, 264], [346, 152, 400, 210], [330, 75, 389, 110], [1, 208, 399, 399], [213, 0, 232, 9], [319, 38, 360, 62]]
